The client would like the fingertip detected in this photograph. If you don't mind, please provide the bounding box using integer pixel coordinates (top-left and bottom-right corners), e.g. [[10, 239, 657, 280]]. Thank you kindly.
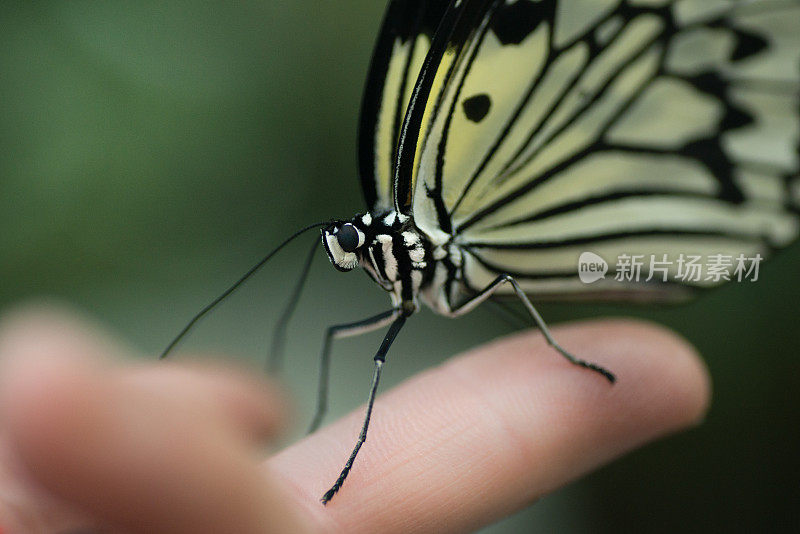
[[0, 345, 107, 483], [570, 318, 712, 429], [498, 318, 712, 438], [0, 304, 121, 468], [0, 301, 131, 364]]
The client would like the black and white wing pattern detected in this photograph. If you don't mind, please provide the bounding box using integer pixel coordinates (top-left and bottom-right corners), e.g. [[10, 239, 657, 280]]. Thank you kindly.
[[374, 0, 800, 300], [358, 0, 450, 211]]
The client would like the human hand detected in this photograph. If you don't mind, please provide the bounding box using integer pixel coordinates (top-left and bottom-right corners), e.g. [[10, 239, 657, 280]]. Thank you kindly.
[[0, 305, 709, 533]]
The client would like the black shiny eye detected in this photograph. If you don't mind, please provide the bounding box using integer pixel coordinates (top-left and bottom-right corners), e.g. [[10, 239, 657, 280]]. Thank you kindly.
[[336, 224, 360, 253]]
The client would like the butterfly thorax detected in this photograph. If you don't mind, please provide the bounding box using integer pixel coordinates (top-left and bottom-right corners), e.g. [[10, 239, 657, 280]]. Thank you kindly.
[[322, 210, 446, 316]]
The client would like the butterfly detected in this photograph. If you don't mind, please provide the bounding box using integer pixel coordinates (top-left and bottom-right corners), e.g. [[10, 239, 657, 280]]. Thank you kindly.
[[163, 0, 800, 504]]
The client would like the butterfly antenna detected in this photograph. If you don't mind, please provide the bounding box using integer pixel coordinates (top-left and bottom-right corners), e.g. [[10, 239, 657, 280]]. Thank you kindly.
[[267, 236, 318, 373], [159, 221, 328, 360]]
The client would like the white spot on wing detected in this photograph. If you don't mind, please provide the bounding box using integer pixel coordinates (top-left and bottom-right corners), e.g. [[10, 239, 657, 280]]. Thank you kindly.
[[554, 0, 617, 49], [595, 15, 623, 45], [733, 170, 784, 204], [667, 27, 734, 75], [607, 78, 723, 149]]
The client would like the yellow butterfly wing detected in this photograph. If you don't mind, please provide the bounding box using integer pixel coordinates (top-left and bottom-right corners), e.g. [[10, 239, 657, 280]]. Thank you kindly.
[[397, 0, 800, 300]]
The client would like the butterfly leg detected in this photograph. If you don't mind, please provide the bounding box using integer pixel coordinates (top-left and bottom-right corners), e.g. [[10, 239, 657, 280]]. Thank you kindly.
[[308, 308, 401, 434], [321, 313, 408, 505], [268, 237, 318, 373], [449, 275, 615, 383]]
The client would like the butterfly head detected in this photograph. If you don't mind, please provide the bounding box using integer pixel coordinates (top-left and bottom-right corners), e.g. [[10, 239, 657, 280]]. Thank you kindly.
[[321, 220, 367, 272]]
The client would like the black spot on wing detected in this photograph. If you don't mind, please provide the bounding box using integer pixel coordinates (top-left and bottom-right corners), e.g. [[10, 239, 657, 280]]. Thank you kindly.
[[490, 0, 552, 45], [705, 19, 769, 62], [463, 93, 492, 122], [731, 28, 769, 61]]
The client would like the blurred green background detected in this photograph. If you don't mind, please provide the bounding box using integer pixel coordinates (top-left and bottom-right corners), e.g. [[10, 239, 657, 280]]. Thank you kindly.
[[1, 2, 798, 532]]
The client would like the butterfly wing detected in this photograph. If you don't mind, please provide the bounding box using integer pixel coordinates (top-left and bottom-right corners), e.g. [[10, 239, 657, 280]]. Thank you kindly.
[[395, 0, 799, 300], [358, 0, 451, 211]]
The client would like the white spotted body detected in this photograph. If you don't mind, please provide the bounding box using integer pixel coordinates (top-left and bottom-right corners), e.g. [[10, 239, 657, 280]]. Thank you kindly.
[[322, 210, 465, 317]]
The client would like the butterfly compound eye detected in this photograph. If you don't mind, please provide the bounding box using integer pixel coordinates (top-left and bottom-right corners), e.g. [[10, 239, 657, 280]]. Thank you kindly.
[[337, 224, 360, 253]]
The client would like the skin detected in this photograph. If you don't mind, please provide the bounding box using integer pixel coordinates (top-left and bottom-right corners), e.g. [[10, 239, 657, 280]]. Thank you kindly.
[[0, 305, 710, 533]]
